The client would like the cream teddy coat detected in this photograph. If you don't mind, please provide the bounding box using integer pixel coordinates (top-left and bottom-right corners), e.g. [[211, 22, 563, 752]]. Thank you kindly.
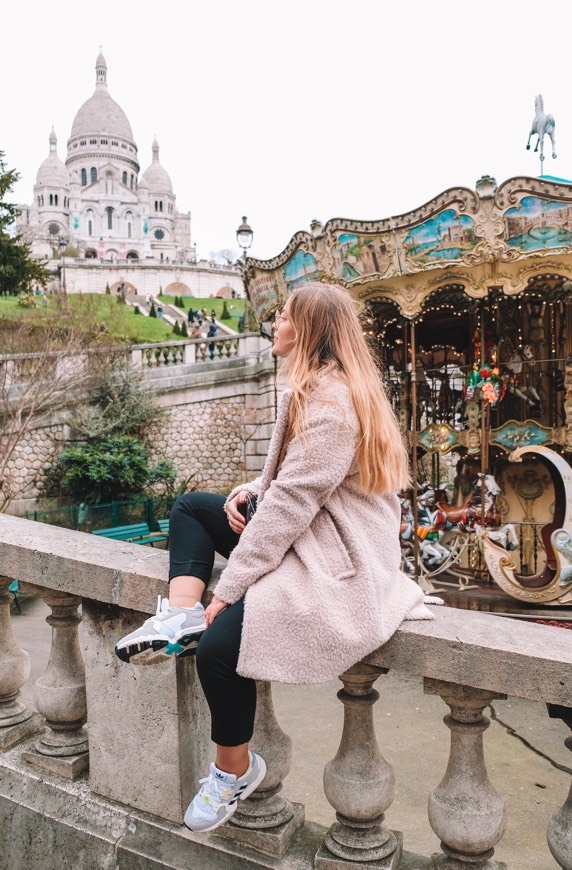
[[214, 377, 434, 684]]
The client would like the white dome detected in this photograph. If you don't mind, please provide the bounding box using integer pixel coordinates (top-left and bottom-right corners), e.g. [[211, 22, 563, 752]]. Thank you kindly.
[[69, 53, 134, 142], [140, 138, 173, 194], [36, 130, 70, 188]]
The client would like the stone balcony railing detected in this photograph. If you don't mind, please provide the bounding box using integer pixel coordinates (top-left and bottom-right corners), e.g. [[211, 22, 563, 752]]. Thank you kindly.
[[1, 514, 572, 869]]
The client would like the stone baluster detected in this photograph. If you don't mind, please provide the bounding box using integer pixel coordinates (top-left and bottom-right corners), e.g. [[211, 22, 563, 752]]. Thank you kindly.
[[546, 704, 572, 868], [22, 586, 88, 780], [315, 663, 402, 869], [218, 680, 304, 857], [425, 679, 507, 870], [0, 577, 43, 749]]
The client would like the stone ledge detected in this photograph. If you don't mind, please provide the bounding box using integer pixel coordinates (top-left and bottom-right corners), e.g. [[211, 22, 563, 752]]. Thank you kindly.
[[366, 605, 572, 706]]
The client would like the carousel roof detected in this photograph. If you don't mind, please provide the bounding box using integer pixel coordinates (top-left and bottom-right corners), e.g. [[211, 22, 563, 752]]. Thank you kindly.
[[243, 175, 572, 323]]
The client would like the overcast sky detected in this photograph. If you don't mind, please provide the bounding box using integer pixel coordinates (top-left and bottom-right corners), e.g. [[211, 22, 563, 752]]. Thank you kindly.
[[4, 0, 571, 261]]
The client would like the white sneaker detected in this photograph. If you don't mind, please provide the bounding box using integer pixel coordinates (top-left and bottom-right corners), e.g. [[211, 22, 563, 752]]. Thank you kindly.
[[115, 596, 206, 664], [184, 751, 267, 832]]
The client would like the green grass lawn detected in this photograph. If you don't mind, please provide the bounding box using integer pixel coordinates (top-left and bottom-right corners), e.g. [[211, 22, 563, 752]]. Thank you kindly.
[[0, 293, 245, 349]]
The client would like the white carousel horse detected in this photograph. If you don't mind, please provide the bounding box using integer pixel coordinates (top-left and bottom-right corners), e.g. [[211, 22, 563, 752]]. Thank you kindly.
[[505, 344, 542, 405], [526, 94, 557, 163], [475, 522, 519, 553]]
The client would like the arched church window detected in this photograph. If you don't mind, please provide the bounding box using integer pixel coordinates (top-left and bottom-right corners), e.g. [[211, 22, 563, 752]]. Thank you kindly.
[[49, 194, 53, 206], [91, 167, 97, 184], [54, 194, 58, 206], [81, 168, 87, 186], [159, 201, 163, 212], [130, 175, 134, 189], [122, 171, 127, 185], [86, 209, 95, 237], [106, 207, 114, 230]]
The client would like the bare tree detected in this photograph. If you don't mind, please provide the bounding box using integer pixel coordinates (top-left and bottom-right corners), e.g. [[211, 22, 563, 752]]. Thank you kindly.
[[0, 324, 120, 512]]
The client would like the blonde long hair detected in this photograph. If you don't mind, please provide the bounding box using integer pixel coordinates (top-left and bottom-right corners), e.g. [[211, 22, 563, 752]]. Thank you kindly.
[[284, 282, 410, 495]]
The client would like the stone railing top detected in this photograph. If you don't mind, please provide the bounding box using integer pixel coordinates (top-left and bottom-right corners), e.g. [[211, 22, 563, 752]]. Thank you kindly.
[[0, 514, 168, 613], [367, 604, 572, 707], [2, 513, 572, 706]]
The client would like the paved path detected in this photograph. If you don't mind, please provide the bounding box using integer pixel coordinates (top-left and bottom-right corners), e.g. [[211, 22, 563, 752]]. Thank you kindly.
[[10, 594, 571, 868]]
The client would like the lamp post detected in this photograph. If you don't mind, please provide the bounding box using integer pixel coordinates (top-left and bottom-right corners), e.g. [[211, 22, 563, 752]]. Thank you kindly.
[[58, 236, 68, 312], [236, 216, 253, 332]]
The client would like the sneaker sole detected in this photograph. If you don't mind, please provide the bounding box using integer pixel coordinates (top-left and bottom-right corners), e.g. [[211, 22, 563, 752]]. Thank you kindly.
[[184, 756, 267, 833], [115, 627, 205, 665]]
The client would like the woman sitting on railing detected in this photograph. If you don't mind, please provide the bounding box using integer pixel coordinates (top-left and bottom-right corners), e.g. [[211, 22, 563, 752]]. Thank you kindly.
[[114, 282, 437, 834]]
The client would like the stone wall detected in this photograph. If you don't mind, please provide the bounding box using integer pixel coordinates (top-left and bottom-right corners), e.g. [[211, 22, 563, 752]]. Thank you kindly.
[[4, 423, 67, 507], [5, 352, 277, 513]]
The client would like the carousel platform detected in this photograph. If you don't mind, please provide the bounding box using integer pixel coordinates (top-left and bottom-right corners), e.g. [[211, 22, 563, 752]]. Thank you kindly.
[[433, 575, 572, 625]]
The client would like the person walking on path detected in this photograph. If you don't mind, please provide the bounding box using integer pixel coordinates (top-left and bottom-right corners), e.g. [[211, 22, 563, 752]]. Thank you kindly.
[[114, 281, 437, 834], [207, 321, 217, 359]]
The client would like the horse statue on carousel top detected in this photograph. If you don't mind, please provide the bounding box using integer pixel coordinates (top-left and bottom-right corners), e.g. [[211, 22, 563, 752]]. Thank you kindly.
[[526, 94, 557, 164]]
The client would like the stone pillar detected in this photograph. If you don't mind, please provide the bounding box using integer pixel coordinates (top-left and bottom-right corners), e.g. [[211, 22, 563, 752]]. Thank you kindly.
[[546, 705, 572, 869], [184, 341, 196, 364], [22, 587, 88, 780], [315, 663, 401, 869], [218, 680, 304, 857], [0, 577, 43, 749], [425, 679, 508, 870]]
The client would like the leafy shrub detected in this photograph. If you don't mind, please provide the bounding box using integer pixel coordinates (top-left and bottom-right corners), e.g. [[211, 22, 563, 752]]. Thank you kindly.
[[48, 436, 176, 504]]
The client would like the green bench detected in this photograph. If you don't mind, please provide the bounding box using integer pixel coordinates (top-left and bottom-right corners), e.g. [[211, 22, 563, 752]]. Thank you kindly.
[[92, 521, 168, 546], [9, 580, 20, 613]]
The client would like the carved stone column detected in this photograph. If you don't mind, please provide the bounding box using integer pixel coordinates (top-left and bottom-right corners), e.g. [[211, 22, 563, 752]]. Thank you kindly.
[[0, 577, 43, 749], [425, 679, 508, 870], [546, 704, 572, 869], [22, 587, 88, 779], [315, 663, 401, 869], [218, 680, 304, 857]]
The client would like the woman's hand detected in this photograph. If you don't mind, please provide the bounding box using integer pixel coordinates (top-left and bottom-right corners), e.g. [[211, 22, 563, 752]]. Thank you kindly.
[[204, 595, 229, 627], [225, 491, 248, 534]]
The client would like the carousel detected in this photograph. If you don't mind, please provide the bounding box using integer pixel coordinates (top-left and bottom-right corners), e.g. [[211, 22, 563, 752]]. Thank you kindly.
[[240, 168, 572, 620]]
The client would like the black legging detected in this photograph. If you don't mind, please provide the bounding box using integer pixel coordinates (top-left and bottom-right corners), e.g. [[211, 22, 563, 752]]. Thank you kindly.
[[169, 491, 256, 747]]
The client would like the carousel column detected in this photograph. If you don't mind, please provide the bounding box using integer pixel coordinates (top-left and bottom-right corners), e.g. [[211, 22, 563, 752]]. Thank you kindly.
[[563, 356, 572, 451], [546, 704, 572, 868], [218, 680, 304, 857], [22, 586, 88, 779], [425, 679, 507, 870], [315, 664, 401, 869], [0, 577, 43, 749]]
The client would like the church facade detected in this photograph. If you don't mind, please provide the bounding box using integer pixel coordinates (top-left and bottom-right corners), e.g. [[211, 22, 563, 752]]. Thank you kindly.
[[16, 52, 242, 298]]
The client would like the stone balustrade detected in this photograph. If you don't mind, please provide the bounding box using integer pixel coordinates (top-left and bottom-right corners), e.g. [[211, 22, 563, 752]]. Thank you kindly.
[[0, 513, 571, 869], [129, 332, 266, 368], [0, 331, 267, 376]]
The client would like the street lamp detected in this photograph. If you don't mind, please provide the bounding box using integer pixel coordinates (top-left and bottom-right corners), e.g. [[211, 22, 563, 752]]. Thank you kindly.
[[236, 216, 254, 332], [58, 236, 68, 312]]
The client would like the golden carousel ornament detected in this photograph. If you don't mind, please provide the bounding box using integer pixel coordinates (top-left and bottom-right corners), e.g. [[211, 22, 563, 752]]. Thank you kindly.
[[481, 445, 572, 605]]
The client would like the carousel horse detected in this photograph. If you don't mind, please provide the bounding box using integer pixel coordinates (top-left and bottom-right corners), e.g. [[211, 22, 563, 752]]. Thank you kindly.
[[481, 445, 572, 605], [435, 473, 502, 530], [399, 491, 453, 570], [475, 522, 519, 553], [505, 344, 542, 407], [526, 94, 557, 163]]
